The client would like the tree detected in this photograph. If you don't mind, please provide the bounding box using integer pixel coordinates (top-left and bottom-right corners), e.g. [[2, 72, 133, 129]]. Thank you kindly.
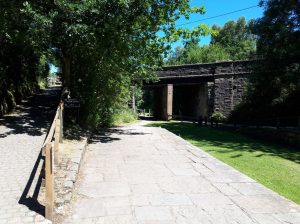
[[48, 0, 211, 126], [246, 0, 300, 118], [0, 1, 51, 115], [167, 46, 186, 65], [211, 17, 256, 60], [0, 1, 212, 125], [166, 17, 256, 65], [182, 43, 230, 64]]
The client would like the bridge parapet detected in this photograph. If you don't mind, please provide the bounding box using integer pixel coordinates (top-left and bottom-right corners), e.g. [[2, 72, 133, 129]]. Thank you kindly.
[[157, 60, 253, 80]]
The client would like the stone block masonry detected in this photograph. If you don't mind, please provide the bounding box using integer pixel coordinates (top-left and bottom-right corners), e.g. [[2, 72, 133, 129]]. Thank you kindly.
[[213, 74, 249, 117], [148, 60, 254, 119]]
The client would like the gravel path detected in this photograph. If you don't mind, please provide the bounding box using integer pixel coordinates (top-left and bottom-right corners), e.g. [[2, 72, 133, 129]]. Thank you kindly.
[[0, 88, 60, 224], [64, 122, 300, 224]]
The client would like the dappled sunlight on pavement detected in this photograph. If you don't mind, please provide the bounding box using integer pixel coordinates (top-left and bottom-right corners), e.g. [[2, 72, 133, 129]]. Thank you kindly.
[[0, 88, 60, 223]]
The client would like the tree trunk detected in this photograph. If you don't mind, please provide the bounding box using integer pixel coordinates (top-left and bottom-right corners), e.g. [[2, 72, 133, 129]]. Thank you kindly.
[[132, 86, 136, 113]]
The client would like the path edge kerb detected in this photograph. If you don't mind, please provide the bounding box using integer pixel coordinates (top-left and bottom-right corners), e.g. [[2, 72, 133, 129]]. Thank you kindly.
[[54, 135, 90, 223], [68, 136, 89, 199]]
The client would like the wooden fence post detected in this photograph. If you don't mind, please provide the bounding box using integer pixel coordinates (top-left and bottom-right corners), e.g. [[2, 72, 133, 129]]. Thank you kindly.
[[59, 104, 63, 143], [45, 143, 54, 221], [54, 120, 60, 164]]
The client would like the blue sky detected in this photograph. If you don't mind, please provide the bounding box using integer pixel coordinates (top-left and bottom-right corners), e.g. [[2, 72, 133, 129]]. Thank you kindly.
[[174, 0, 264, 47], [50, 64, 58, 74]]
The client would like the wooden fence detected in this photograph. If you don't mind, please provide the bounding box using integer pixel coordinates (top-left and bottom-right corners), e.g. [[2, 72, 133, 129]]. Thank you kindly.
[[42, 100, 64, 220]]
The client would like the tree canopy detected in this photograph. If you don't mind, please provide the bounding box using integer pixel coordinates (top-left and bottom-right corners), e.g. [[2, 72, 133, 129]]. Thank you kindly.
[[0, 1, 51, 115], [166, 17, 256, 65], [167, 43, 231, 65], [230, 0, 300, 123], [211, 17, 256, 60], [0, 0, 211, 126], [2, 0, 297, 126]]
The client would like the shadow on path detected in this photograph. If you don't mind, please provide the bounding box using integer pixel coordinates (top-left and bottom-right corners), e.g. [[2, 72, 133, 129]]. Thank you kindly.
[[89, 127, 151, 144], [18, 151, 45, 216], [0, 88, 62, 217], [0, 87, 60, 138]]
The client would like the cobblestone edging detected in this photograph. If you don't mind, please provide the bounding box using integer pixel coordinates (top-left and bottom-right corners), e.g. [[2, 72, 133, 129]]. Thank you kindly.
[[54, 137, 89, 222]]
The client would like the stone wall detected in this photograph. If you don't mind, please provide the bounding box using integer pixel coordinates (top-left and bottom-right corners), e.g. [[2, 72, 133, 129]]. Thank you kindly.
[[213, 74, 249, 117], [149, 60, 254, 119]]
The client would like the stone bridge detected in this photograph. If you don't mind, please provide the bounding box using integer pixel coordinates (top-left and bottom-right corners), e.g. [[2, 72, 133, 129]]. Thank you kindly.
[[144, 60, 253, 120]]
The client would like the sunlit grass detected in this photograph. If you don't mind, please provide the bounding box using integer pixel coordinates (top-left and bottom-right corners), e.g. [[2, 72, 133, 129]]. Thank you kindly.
[[149, 121, 300, 204]]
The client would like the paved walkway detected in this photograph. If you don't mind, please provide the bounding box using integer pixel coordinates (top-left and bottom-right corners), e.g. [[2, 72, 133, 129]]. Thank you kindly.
[[64, 123, 300, 224], [0, 88, 60, 224]]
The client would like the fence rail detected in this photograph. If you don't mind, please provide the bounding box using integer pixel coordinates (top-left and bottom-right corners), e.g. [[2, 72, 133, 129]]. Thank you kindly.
[[42, 92, 64, 221]]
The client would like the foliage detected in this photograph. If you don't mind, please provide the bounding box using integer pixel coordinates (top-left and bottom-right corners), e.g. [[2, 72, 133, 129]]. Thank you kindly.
[[211, 17, 256, 60], [167, 43, 230, 65], [149, 121, 300, 204], [131, 85, 144, 109], [253, 0, 299, 114], [0, 1, 51, 115], [48, 0, 211, 127], [210, 112, 226, 123], [230, 0, 300, 122], [140, 89, 154, 111], [112, 108, 138, 126], [37, 76, 47, 90], [0, 0, 213, 126], [189, 44, 230, 64], [166, 17, 256, 65]]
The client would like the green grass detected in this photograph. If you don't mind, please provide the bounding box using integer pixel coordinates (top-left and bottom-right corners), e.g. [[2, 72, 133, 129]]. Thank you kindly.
[[149, 121, 300, 204]]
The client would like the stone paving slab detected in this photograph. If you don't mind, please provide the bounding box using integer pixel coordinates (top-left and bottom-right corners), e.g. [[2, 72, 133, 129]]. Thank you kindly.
[[64, 123, 300, 224], [0, 88, 60, 224]]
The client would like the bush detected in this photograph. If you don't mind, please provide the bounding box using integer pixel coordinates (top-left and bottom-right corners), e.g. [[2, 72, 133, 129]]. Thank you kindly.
[[37, 76, 47, 89], [210, 112, 226, 123], [112, 108, 138, 126]]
